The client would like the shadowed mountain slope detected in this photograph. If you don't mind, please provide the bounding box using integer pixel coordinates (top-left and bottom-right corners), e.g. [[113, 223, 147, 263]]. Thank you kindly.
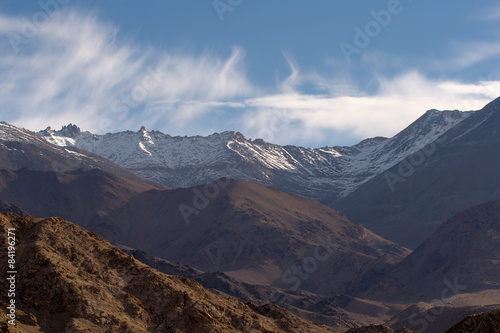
[[332, 96, 500, 249], [0, 167, 164, 237], [365, 199, 500, 303], [0, 167, 410, 297], [346, 325, 416, 333], [0, 200, 27, 215], [104, 178, 410, 295], [444, 308, 500, 333]]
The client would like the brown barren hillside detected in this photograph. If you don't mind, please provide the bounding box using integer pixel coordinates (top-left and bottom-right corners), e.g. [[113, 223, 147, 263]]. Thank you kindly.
[[365, 199, 500, 303], [0, 167, 165, 237], [0, 168, 410, 296], [0, 212, 335, 333], [106, 178, 410, 294]]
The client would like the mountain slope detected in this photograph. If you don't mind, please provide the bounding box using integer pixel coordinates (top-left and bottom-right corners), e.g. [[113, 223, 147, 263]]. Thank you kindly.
[[332, 96, 500, 248], [103, 178, 410, 295], [120, 247, 380, 331], [0, 212, 335, 333], [0, 167, 163, 237], [365, 199, 500, 302], [38, 109, 470, 201], [0, 200, 27, 215], [0, 122, 156, 184], [0, 166, 410, 296], [444, 308, 500, 333]]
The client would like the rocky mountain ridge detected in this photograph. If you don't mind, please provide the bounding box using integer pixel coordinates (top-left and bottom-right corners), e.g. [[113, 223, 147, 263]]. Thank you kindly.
[[37, 108, 471, 201], [0, 122, 155, 185], [333, 96, 500, 248]]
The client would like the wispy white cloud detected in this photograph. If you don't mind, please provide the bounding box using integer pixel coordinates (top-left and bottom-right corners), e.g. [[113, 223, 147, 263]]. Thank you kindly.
[[280, 51, 301, 93], [0, 9, 253, 134], [0, 9, 499, 148], [431, 3, 500, 71], [240, 71, 500, 146], [0, 13, 25, 33]]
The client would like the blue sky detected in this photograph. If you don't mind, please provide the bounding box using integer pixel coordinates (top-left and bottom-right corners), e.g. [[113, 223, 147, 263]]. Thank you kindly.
[[0, 1, 499, 147]]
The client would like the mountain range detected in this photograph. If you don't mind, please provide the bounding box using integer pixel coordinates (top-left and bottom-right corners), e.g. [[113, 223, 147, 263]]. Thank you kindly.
[[38, 109, 469, 202], [0, 122, 153, 185], [4, 98, 498, 250], [1, 97, 500, 331], [35, 98, 500, 249]]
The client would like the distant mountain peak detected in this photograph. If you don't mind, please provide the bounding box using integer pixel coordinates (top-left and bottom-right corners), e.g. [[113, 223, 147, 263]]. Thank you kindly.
[[40, 123, 81, 139], [36, 107, 473, 200], [58, 123, 81, 138], [0, 121, 156, 184]]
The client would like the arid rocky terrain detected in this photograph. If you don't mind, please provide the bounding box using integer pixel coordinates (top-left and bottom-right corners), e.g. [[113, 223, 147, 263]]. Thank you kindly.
[[0, 212, 335, 333]]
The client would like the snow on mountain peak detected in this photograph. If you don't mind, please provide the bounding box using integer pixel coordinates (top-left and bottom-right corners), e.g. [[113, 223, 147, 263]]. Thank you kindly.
[[36, 109, 473, 200]]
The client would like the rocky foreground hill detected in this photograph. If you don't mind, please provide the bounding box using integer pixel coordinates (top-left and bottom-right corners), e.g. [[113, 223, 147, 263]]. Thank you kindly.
[[0, 212, 334, 333], [2, 212, 496, 332]]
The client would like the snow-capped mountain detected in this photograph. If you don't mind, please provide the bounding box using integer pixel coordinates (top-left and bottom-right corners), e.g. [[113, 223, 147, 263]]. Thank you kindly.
[[0, 121, 153, 183], [333, 96, 500, 248], [38, 109, 471, 201]]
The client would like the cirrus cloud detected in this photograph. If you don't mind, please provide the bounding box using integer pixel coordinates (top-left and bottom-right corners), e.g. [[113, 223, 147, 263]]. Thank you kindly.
[[0, 9, 498, 148]]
